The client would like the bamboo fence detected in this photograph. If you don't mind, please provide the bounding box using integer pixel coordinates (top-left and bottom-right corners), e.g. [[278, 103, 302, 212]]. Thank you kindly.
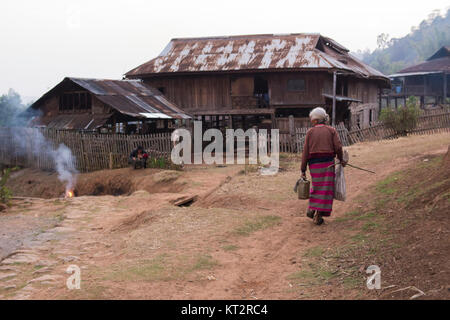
[[0, 111, 448, 171], [0, 128, 172, 172]]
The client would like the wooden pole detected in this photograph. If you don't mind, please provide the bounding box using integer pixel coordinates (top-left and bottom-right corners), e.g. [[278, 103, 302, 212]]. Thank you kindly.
[[443, 72, 447, 105], [109, 152, 113, 170], [332, 71, 337, 126], [270, 113, 275, 129], [288, 115, 295, 153], [227, 115, 233, 129], [288, 115, 295, 137], [423, 75, 427, 108]]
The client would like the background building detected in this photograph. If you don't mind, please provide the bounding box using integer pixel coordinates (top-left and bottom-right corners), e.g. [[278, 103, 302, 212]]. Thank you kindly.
[[29, 77, 191, 134], [126, 33, 390, 130], [384, 46, 450, 109]]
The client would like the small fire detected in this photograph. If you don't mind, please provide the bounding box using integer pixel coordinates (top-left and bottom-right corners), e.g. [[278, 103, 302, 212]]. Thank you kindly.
[[65, 190, 74, 198]]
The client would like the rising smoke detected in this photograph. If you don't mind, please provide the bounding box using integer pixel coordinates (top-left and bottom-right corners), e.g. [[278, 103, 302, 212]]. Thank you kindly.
[[2, 91, 78, 195], [52, 144, 78, 194], [15, 128, 79, 195]]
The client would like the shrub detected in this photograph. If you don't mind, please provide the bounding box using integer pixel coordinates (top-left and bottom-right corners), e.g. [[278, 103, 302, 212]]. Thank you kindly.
[[380, 96, 422, 136], [147, 157, 183, 171], [0, 168, 12, 205]]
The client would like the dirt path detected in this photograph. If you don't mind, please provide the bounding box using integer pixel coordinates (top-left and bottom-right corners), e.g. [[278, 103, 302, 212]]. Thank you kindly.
[[0, 133, 448, 299]]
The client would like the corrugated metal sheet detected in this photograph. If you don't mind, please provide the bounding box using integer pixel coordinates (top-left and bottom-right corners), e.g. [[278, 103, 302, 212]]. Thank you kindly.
[[322, 93, 361, 102], [29, 114, 111, 131], [391, 46, 450, 76], [392, 57, 450, 75], [389, 71, 443, 78], [69, 78, 191, 119], [126, 33, 388, 81]]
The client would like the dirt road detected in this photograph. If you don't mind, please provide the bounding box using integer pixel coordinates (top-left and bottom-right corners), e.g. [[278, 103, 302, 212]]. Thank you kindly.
[[0, 133, 448, 299]]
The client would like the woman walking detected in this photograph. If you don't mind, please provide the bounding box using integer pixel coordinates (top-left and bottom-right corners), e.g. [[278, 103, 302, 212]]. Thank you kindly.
[[301, 107, 346, 225]]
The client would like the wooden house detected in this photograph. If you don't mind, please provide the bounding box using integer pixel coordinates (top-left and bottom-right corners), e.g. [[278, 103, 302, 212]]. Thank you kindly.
[[29, 77, 191, 134], [126, 33, 390, 130], [384, 46, 450, 109]]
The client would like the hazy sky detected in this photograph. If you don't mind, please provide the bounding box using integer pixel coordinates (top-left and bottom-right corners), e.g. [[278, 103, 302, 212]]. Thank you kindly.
[[1, 0, 449, 102]]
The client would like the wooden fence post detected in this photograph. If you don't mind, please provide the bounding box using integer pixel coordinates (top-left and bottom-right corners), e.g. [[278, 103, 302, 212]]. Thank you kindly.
[[109, 152, 113, 170]]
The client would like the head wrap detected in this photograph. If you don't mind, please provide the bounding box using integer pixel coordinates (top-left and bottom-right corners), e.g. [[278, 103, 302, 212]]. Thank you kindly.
[[309, 107, 329, 123]]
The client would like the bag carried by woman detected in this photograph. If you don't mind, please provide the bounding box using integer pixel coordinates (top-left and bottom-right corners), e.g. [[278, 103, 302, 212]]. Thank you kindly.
[[334, 149, 348, 202]]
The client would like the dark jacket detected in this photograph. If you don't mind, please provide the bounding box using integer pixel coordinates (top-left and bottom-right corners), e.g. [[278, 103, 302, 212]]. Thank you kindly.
[[130, 149, 148, 159]]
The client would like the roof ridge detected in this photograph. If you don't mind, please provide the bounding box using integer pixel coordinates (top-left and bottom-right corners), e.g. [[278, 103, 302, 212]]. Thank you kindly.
[[67, 77, 141, 82], [169, 33, 321, 42]]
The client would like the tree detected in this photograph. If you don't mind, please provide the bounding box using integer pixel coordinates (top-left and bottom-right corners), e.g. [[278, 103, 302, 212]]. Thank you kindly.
[[0, 168, 12, 206], [0, 89, 27, 126], [361, 8, 450, 75], [377, 33, 391, 50], [380, 97, 422, 136]]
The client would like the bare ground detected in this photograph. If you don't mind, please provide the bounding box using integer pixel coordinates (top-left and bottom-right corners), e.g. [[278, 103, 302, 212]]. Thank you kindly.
[[0, 133, 449, 300]]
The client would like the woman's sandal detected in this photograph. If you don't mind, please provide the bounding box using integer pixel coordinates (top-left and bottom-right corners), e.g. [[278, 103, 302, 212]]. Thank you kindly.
[[306, 209, 315, 219], [313, 212, 324, 225]]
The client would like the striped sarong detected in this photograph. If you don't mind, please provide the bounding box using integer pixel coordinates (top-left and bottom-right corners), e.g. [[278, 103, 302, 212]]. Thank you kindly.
[[308, 157, 335, 216]]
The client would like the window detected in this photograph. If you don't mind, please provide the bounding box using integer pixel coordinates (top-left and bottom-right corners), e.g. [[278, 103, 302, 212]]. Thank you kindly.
[[287, 79, 305, 92], [59, 92, 92, 112], [116, 123, 124, 134], [79, 92, 91, 110], [254, 76, 269, 108], [425, 96, 436, 105]]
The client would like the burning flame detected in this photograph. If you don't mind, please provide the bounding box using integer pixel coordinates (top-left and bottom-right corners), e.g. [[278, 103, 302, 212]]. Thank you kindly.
[[65, 190, 74, 198]]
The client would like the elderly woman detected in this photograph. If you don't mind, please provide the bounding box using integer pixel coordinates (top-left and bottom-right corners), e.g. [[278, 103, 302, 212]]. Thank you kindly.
[[301, 107, 346, 225]]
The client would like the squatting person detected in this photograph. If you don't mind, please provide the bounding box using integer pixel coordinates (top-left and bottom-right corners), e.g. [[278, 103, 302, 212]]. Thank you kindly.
[[301, 107, 347, 225], [129, 146, 148, 169]]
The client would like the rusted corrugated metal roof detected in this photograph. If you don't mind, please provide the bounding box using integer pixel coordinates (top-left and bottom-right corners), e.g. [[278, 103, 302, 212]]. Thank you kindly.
[[29, 114, 111, 131], [69, 78, 191, 119], [31, 78, 191, 121], [126, 33, 388, 81]]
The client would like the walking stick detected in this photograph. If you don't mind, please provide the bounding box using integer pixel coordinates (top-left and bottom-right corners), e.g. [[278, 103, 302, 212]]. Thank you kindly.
[[327, 162, 376, 174]]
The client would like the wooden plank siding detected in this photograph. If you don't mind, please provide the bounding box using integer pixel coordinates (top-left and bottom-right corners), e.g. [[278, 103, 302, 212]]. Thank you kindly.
[[144, 74, 232, 112], [268, 72, 328, 106], [144, 72, 332, 113], [144, 71, 386, 135]]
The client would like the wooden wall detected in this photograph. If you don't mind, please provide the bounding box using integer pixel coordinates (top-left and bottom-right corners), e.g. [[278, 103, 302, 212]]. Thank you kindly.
[[144, 72, 331, 113], [268, 72, 328, 106], [35, 90, 111, 118], [144, 72, 381, 114], [144, 74, 232, 112], [347, 79, 379, 103]]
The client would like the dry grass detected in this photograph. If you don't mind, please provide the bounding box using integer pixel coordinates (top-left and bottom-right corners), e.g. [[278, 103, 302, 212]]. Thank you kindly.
[[152, 171, 182, 183], [345, 133, 450, 168]]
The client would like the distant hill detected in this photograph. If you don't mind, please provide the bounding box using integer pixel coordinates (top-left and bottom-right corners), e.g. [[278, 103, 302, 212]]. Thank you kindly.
[[355, 8, 450, 76]]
